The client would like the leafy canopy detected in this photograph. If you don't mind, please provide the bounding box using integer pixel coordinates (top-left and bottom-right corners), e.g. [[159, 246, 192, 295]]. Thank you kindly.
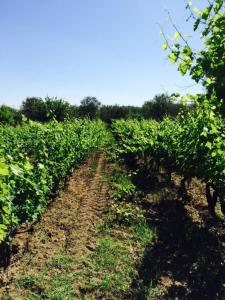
[[163, 0, 225, 113]]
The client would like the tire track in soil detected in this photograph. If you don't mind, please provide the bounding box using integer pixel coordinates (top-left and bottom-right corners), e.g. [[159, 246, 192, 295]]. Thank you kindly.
[[0, 151, 110, 297], [65, 152, 107, 259]]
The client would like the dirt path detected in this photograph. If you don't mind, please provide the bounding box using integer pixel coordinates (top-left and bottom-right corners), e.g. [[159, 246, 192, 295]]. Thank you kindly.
[[0, 151, 110, 299]]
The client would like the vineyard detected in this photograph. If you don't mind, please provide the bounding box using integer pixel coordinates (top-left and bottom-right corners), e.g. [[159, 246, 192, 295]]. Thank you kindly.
[[0, 112, 224, 298], [0, 0, 225, 299], [1, 109, 223, 245], [112, 103, 225, 216], [0, 120, 107, 242]]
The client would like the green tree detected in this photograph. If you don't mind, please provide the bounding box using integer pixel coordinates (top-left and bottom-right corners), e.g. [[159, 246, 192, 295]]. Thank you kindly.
[[0, 105, 15, 125], [99, 105, 142, 124], [45, 97, 78, 121], [78, 97, 101, 119], [22, 97, 78, 122], [142, 94, 182, 120], [22, 97, 47, 122]]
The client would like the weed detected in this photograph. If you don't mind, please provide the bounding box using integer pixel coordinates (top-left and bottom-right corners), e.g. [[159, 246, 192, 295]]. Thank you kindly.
[[110, 166, 135, 200], [28, 292, 40, 300], [38, 231, 47, 243], [109, 201, 145, 225], [2, 293, 11, 300], [16, 274, 36, 289], [146, 284, 166, 300], [47, 255, 73, 271], [94, 218, 111, 235], [82, 237, 135, 294], [131, 221, 157, 248], [43, 273, 76, 300]]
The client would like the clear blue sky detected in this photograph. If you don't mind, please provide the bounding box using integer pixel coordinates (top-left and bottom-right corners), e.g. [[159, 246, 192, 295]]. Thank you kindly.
[[0, 0, 204, 108]]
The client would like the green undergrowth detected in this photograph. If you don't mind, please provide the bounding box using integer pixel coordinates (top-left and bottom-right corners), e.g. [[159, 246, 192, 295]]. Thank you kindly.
[[75, 224, 157, 299], [75, 161, 158, 299], [78, 236, 135, 295], [109, 164, 136, 200], [3, 254, 76, 300]]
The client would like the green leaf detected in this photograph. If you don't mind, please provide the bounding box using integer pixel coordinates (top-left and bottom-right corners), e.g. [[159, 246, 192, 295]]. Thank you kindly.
[[162, 42, 168, 50], [24, 161, 33, 171], [205, 141, 212, 149], [211, 151, 217, 157], [182, 46, 192, 57], [181, 96, 187, 105], [179, 61, 190, 75], [193, 7, 201, 15], [174, 31, 181, 41], [2, 206, 10, 215], [0, 160, 9, 176], [201, 8, 210, 20], [194, 18, 201, 31], [169, 52, 179, 63], [10, 165, 23, 176]]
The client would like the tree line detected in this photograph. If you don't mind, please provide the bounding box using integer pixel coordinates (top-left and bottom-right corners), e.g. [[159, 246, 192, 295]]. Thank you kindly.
[[0, 93, 190, 126]]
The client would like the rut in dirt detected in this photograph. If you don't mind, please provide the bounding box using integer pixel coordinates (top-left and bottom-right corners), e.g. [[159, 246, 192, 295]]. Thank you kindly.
[[0, 151, 110, 292]]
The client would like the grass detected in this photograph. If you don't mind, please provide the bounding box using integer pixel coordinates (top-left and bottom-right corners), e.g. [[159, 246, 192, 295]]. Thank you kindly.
[[80, 236, 136, 295], [77, 218, 157, 299], [11, 254, 76, 300], [41, 273, 76, 300], [131, 220, 157, 248], [38, 254, 75, 300], [47, 254, 73, 271], [16, 274, 36, 289]]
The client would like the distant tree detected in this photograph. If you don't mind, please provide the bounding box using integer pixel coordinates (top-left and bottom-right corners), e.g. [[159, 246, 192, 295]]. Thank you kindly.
[[127, 106, 142, 119], [99, 105, 128, 123], [13, 109, 23, 125], [78, 97, 101, 119], [22, 97, 78, 122], [99, 105, 142, 124], [0, 105, 16, 125], [45, 97, 78, 121], [142, 94, 182, 120], [68, 105, 79, 119], [22, 97, 47, 122]]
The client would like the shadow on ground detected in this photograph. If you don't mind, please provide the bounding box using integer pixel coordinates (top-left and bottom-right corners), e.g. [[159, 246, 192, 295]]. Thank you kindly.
[[0, 243, 11, 270], [132, 181, 225, 300]]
